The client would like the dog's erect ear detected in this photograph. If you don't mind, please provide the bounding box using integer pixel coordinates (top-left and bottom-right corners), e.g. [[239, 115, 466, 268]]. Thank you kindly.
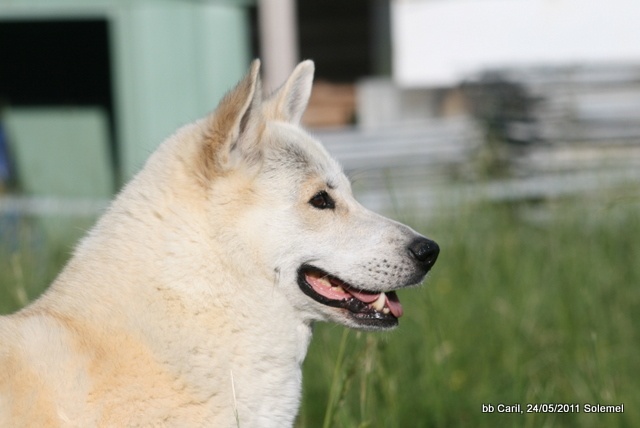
[[200, 60, 262, 177], [264, 60, 314, 124]]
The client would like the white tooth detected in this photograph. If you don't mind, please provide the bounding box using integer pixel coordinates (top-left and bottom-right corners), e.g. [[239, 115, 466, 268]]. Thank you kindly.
[[333, 285, 345, 293], [382, 308, 390, 314], [372, 293, 386, 311], [318, 277, 332, 287]]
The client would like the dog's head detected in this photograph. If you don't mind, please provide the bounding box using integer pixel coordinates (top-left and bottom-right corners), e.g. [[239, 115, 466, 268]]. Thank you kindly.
[[195, 60, 438, 330]]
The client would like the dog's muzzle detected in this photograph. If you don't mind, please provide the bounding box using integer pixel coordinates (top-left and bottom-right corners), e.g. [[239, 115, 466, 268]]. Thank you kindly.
[[296, 236, 439, 330]]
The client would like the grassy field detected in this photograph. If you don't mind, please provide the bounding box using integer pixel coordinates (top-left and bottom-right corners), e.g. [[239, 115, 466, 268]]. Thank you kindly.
[[1, 193, 639, 427]]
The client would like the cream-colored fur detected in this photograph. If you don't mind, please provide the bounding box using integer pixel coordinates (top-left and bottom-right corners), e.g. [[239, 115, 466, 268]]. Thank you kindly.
[[0, 60, 437, 427]]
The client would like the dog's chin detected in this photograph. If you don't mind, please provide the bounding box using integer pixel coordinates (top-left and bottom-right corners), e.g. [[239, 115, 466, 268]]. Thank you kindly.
[[297, 264, 404, 331], [329, 310, 399, 331]]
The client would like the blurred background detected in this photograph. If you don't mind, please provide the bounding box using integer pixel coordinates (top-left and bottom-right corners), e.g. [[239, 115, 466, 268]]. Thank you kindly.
[[1, 0, 639, 427]]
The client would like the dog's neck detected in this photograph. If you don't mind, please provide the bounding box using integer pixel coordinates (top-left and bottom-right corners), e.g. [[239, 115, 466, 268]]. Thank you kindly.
[[41, 239, 313, 426]]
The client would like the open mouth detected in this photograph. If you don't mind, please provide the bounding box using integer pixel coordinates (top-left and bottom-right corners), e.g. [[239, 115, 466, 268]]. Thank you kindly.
[[297, 264, 403, 328]]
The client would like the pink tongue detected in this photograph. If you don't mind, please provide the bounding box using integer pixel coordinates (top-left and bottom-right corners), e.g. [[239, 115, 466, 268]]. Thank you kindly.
[[347, 289, 380, 303], [305, 273, 404, 318], [350, 289, 404, 318], [386, 293, 404, 318]]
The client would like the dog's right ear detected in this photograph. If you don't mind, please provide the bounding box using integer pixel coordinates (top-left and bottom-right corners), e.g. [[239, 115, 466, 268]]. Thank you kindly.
[[199, 60, 262, 180]]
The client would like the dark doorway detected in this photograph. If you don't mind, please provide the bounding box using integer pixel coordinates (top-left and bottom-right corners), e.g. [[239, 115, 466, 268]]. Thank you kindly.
[[0, 19, 117, 174]]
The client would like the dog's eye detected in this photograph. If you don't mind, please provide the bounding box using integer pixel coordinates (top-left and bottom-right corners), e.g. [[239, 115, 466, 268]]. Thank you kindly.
[[309, 191, 335, 210]]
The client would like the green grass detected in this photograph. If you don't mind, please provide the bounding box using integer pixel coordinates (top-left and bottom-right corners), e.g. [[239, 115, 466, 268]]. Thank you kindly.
[[0, 215, 92, 314], [1, 194, 639, 427]]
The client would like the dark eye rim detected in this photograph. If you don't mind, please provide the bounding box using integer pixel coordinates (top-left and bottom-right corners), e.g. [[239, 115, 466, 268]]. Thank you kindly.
[[309, 190, 335, 210]]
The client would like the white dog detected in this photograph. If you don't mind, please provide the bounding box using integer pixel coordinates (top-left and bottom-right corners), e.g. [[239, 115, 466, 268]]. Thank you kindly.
[[0, 60, 439, 427]]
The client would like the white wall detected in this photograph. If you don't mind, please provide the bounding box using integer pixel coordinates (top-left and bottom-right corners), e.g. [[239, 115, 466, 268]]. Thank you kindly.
[[392, 0, 640, 87]]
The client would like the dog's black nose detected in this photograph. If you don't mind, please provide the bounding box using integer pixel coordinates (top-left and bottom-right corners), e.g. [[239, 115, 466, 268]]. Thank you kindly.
[[408, 237, 439, 271]]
